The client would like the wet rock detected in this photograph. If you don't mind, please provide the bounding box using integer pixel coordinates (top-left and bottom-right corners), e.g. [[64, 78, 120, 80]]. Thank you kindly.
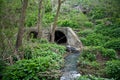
[[60, 71, 81, 80], [66, 45, 80, 53]]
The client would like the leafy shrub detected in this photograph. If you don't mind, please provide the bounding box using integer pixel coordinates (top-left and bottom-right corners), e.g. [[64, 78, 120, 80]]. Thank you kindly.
[[84, 33, 110, 46], [115, 18, 120, 25], [95, 24, 120, 38], [100, 48, 117, 59], [44, 0, 52, 13], [95, 19, 105, 25], [0, 59, 6, 79], [105, 60, 120, 80], [76, 75, 114, 80], [26, 13, 37, 27], [23, 43, 66, 60], [58, 19, 79, 28], [79, 59, 91, 68], [3, 43, 66, 80], [90, 7, 105, 19], [0, 28, 17, 63], [2, 57, 60, 80], [104, 39, 120, 51], [83, 21, 93, 28], [79, 46, 117, 77], [80, 46, 117, 61], [43, 13, 55, 27], [80, 37, 87, 45], [43, 13, 54, 23], [90, 61, 100, 69], [78, 29, 93, 37], [110, 28, 120, 38], [24, 43, 65, 68], [39, 38, 48, 43], [25, 0, 52, 27], [93, 46, 117, 60], [81, 47, 96, 61], [79, 60, 100, 69], [82, 52, 96, 61]]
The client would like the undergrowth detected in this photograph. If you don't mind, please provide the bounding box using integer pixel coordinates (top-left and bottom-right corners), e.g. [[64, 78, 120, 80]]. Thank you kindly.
[[2, 40, 66, 80]]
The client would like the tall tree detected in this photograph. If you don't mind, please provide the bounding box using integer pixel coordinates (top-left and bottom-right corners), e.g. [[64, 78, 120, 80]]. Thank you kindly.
[[16, 0, 28, 49], [50, 0, 65, 42], [37, 0, 43, 38]]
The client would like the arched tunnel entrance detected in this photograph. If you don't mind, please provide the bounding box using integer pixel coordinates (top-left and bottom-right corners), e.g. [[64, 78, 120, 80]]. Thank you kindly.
[[54, 30, 67, 44], [29, 31, 38, 38]]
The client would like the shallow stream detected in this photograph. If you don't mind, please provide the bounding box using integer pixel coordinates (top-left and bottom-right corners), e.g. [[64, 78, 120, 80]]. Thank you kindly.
[[60, 52, 81, 80]]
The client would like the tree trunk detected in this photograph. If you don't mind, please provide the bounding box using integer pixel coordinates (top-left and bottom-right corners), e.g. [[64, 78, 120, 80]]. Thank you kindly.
[[37, 0, 43, 38], [51, 0, 61, 42], [16, 0, 28, 49]]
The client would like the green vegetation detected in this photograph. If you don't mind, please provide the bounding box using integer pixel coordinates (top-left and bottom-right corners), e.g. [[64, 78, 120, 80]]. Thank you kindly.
[[3, 41, 66, 80], [76, 75, 114, 80], [76, 0, 120, 80], [0, 0, 120, 80], [58, 19, 79, 28], [0, 60, 6, 79], [105, 60, 120, 80], [104, 39, 120, 51], [78, 46, 117, 77]]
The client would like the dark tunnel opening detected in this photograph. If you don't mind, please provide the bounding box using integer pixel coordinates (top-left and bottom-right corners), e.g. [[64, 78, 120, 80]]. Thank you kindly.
[[54, 30, 67, 44], [29, 31, 38, 38]]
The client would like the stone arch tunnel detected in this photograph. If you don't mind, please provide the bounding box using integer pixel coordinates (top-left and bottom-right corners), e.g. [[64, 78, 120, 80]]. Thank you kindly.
[[29, 30, 67, 44], [27, 27, 83, 51]]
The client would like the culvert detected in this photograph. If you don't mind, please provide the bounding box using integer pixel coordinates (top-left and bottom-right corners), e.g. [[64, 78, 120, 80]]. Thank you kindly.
[[54, 30, 67, 44], [27, 27, 83, 51], [29, 31, 38, 38]]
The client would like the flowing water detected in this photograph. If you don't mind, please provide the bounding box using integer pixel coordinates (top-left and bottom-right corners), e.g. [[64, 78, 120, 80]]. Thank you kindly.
[[60, 52, 81, 80]]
